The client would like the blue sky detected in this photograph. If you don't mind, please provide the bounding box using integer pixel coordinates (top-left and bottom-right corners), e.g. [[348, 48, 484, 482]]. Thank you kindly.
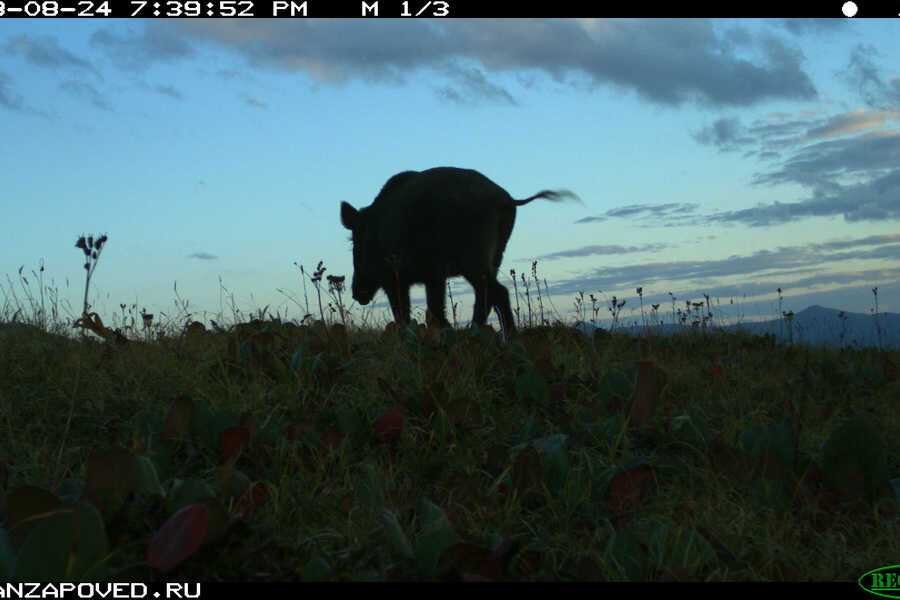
[[2, 18, 899, 328]]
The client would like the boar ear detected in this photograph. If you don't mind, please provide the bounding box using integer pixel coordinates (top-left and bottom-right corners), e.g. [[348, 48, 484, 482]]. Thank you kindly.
[[340, 201, 358, 231]]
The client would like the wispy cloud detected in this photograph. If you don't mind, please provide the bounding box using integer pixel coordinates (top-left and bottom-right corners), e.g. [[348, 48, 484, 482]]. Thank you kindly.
[[549, 235, 900, 298], [90, 26, 193, 71], [843, 44, 900, 110], [435, 64, 517, 106], [0, 72, 26, 112], [59, 80, 112, 111], [532, 242, 670, 261], [575, 203, 699, 225], [187, 252, 218, 261], [4, 34, 100, 78], [0, 71, 49, 118], [693, 109, 900, 157], [153, 84, 183, 100], [241, 94, 267, 109], [776, 19, 848, 37], [708, 167, 900, 226]]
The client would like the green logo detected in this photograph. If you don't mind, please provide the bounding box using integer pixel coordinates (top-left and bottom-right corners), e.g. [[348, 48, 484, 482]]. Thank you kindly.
[[860, 565, 900, 599]]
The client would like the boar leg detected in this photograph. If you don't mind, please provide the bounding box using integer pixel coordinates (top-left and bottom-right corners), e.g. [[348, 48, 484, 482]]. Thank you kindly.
[[489, 279, 516, 335], [385, 283, 411, 325], [468, 275, 489, 327], [425, 278, 451, 328]]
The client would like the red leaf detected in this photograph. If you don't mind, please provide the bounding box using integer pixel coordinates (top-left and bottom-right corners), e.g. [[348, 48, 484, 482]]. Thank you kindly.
[[321, 427, 345, 451], [146, 504, 210, 572], [374, 406, 405, 444], [284, 422, 313, 442], [709, 364, 725, 379], [607, 465, 655, 515], [239, 412, 257, 440], [162, 395, 193, 441], [629, 360, 665, 430], [221, 426, 251, 464], [550, 382, 567, 404], [84, 448, 138, 517], [884, 357, 898, 383], [0, 459, 9, 491], [461, 573, 494, 582], [441, 543, 504, 580]]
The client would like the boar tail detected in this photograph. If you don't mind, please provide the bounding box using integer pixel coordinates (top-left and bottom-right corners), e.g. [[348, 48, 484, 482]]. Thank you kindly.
[[512, 189, 581, 207]]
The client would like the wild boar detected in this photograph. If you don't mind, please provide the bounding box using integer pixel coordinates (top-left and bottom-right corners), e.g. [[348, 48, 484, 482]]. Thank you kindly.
[[340, 166, 578, 335]]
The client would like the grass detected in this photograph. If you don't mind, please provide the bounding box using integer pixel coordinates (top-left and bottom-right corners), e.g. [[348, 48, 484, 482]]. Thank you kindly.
[[0, 238, 898, 582]]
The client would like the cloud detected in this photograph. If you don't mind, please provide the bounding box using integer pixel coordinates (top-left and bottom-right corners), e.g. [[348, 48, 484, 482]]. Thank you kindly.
[[575, 202, 699, 225], [693, 103, 900, 227], [131, 80, 184, 100], [708, 167, 900, 226], [90, 26, 194, 71], [187, 252, 218, 261], [0, 71, 48, 117], [655, 266, 900, 306], [777, 19, 848, 36], [435, 64, 517, 106], [693, 109, 900, 158], [752, 130, 900, 189], [547, 235, 900, 297], [3, 35, 100, 78], [533, 242, 670, 261], [692, 117, 754, 151], [152, 84, 183, 100], [59, 80, 112, 111], [805, 110, 900, 139], [241, 94, 267, 109], [0, 72, 26, 112], [843, 44, 900, 110], [102, 19, 817, 108]]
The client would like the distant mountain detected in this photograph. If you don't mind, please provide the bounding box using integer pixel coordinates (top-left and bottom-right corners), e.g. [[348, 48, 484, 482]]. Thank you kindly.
[[574, 304, 900, 349]]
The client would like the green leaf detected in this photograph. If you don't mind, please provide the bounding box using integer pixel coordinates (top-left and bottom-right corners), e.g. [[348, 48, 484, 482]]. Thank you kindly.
[[189, 398, 216, 451], [669, 410, 711, 448], [68, 502, 109, 580], [380, 509, 414, 560], [217, 465, 252, 501], [515, 369, 549, 405], [604, 528, 646, 581], [598, 369, 635, 404], [302, 555, 332, 581], [0, 528, 14, 581], [355, 463, 386, 515], [57, 479, 85, 505], [169, 479, 216, 514], [532, 434, 570, 496], [13, 509, 73, 582], [821, 413, 890, 502], [148, 440, 177, 484], [289, 348, 304, 373], [200, 498, 231, 544], [644, 522, 717, 575], [414, 499, 458, 577], [737, 418, 795, 481], [7, 486, 62, 547], [134, 456, 164, 497]]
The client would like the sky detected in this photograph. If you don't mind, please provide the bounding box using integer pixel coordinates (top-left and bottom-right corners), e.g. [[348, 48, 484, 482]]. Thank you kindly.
[[1, 18, 899, 329]]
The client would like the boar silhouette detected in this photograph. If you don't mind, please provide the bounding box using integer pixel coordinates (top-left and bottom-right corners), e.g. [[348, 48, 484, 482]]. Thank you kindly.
[[340, 166, 578, 335]]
